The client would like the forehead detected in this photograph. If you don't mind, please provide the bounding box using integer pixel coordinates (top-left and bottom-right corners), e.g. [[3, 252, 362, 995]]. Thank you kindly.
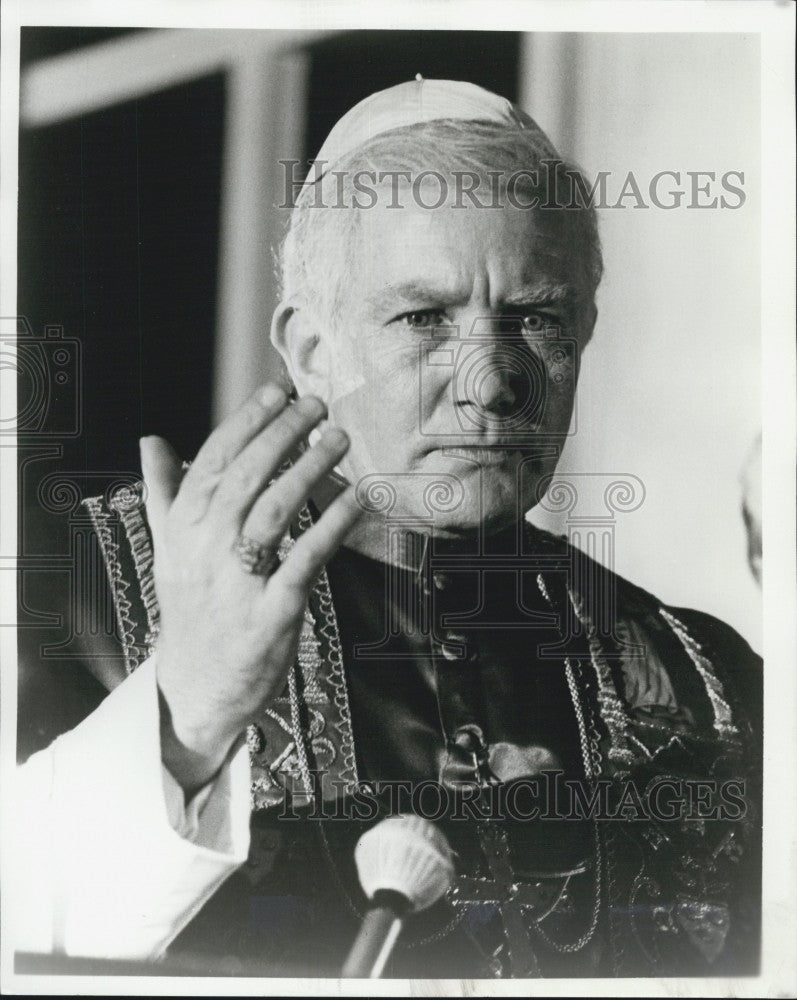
[[347, 193, 587, 308]]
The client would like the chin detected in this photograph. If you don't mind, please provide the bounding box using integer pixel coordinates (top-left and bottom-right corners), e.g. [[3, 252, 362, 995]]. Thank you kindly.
[[418, 484, 525, 539], [426, 507, 519, 542]]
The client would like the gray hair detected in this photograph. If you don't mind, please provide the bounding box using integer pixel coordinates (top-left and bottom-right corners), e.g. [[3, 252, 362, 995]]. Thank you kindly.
[[278, 117, 603, 328]]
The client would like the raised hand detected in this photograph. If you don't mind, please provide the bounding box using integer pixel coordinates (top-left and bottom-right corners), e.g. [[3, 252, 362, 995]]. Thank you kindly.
[[140, 385, 361, 793]]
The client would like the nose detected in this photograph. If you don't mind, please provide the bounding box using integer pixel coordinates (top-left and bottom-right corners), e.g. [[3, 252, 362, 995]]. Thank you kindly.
[[473, 351, 519, 415], [457, 329, 534, 422]]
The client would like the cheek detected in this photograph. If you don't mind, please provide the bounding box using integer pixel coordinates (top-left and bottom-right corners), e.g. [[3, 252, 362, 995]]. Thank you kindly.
[[329, 370, 420, 475], [325, 333, 365, 404], [541, 384, 575, 430], [538, 348, 578, 431], [358, 341, 428, 420]]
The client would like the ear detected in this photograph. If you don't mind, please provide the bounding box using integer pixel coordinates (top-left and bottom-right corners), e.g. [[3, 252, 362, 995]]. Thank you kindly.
[[270, 300, 332, 401]]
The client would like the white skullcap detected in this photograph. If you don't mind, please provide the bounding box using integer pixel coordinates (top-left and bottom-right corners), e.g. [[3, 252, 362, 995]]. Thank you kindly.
[[307, 75, 554, 182]]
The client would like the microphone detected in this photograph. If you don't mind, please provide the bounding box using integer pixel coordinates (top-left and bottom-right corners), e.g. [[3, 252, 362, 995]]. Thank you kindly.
[[341, 814, 455, 978]]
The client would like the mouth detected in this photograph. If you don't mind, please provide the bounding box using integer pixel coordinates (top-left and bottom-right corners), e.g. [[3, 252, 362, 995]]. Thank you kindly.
[[434, 445, 526, 466]]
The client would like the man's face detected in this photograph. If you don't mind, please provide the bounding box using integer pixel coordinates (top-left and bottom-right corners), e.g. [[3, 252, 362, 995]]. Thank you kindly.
[[324, 187, 595, 538]]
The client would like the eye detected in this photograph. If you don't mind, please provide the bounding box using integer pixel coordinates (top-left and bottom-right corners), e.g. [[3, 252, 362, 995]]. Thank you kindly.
[[522, 312, 554, 333], [396, 310, 447, 329]]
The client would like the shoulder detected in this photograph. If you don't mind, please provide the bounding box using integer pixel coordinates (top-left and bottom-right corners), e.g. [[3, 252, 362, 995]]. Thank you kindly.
[[611, 561, 762, 732], [528, 523, 762, 736], [661, 604, 762, 732]]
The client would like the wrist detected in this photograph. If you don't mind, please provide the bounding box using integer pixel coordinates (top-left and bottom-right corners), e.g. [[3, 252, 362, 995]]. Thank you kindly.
[[157, 686, 244, 795]]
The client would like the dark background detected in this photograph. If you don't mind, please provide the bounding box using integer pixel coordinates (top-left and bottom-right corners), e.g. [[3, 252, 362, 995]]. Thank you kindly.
[[16, 27, 522, 760]]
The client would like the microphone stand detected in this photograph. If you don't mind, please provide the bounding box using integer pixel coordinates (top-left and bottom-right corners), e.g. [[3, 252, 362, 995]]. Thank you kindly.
[[341, 889, 410, 978]]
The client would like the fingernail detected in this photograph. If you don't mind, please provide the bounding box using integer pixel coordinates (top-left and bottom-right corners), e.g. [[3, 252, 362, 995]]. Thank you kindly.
[[297, 395, 327, 419], [324, 428, 349, 449]]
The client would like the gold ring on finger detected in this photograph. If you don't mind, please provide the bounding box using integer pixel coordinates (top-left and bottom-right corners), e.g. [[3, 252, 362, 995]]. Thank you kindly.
[[236, 534, 279, 576]]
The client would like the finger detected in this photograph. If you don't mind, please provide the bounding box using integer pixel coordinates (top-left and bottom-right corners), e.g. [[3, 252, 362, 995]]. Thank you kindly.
[[270, 486, 362, 597], [210, 395, 327, 529], [241, 428, 350, 549], [179, 384, 289, 508], [140, 436, 183, 545]]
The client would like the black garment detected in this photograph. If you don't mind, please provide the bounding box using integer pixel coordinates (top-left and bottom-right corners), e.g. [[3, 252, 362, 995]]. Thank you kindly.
[[66, 489, 762, 977], [171, 527, 762, 978], [328, 534, 587, 787], [177, 531, 605, 977]]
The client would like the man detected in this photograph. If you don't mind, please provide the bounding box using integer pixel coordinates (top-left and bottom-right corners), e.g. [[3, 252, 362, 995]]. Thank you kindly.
[[16, 79, 762, 978]]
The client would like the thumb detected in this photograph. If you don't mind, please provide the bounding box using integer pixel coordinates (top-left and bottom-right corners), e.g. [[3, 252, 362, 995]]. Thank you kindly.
[[140, 435, 182, 544]]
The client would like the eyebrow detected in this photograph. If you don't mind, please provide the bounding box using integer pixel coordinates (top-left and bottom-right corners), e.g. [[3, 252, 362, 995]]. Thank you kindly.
[[368, 279, 580, 312], [366, 282, 463, 311], [501, 280, 580, 307]]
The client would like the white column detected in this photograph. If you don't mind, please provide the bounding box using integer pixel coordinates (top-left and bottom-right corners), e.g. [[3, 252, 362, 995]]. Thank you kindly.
[[212, 49, 309, 424], [518, 32, 585, 159]]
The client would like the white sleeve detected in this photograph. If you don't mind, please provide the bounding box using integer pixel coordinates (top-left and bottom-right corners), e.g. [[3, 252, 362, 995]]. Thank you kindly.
[[13, 655, 252, 960]]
